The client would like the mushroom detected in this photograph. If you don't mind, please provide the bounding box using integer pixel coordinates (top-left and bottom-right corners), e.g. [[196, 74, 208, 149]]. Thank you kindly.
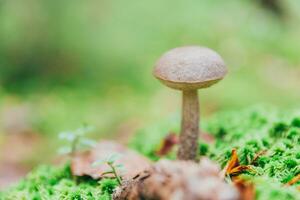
[[153, 46, 227, 161]]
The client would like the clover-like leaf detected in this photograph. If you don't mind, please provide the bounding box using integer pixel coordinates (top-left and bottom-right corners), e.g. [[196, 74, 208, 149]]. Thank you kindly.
[[92, 159, 106, 167], [81, 138, 97, 148], [58, 146, 72, 155], [106, 153, 122, 164], [59, 131, 76, 141], [75, 125, 94, 136]]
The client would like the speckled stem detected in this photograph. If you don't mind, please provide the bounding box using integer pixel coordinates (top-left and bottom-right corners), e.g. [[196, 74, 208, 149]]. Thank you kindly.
[[177, 89, 199, 161]]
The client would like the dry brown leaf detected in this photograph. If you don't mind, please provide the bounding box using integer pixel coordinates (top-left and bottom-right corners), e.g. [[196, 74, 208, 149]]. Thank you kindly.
[[155, 132, 214, 157], [0, 132, 43, 189], [229, 166, 251, 176], [221, 149, 251, 178], [285, 174, 300, 186], [225, 149, 240, 174], [200, 132, 215, 144], [156, 133, 179, 156], [71, 141, 151, 180], [233, 177, 255, 200]]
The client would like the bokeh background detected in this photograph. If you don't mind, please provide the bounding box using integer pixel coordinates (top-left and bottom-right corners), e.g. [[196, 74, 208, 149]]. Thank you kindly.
[[0, 0, 300, 188]]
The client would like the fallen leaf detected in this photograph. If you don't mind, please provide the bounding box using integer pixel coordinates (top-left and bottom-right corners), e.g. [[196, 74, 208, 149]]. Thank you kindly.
[[229, 165, 251, 176], [225, 149, 240, 174], [0, 163, 29, 190], [71, 141, 151, 180], [156, 133, 179, 156], [285, 173, 300, 186], [200, 132, 215, 143], [221, 149, 251, 178], [233, 177, 255, 200]]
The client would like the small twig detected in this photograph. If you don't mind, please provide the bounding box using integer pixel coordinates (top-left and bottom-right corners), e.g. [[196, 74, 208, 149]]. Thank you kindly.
[[251, 150, 267, 164]]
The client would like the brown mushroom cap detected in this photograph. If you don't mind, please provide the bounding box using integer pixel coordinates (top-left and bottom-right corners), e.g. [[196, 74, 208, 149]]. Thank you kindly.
[[153, 46, 227, 90]]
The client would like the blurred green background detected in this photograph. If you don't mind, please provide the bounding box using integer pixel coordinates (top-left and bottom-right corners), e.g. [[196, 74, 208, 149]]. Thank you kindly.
[[0, 0, 300, 187]]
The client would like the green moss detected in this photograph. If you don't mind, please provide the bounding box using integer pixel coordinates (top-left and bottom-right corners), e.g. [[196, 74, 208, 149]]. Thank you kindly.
[[99, 178, 119, 195], [0, 164, 117, 200], [131, 106, 300, 200], [199, 142, 209, 156], [291, 118, 300, 128], [269, 122, 289, 138]]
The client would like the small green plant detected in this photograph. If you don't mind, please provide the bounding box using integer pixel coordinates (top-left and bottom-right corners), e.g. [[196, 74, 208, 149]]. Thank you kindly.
[[93, 154, 124, 185], [58, 125, 97, 157]]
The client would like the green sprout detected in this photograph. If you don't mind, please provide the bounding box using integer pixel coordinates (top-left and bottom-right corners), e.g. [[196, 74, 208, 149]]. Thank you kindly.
[[58, 125, 97, 157], [92, 154, 124, 186]]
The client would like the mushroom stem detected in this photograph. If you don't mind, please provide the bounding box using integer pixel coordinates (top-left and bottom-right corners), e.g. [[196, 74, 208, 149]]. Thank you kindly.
[[177, 89, 199, 161]]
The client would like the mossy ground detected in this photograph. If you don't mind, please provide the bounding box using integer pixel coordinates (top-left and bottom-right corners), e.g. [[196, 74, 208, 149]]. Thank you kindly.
[[1, 106, 299, 200], [131, 106, 300, 200], [0, 164, 118, 200]]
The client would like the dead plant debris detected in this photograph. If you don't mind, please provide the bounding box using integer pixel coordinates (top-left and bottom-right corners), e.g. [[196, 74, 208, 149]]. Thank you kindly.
[[71, 141, 151, 180], [156, 133, 179, 156], [114, 158, 239, 200], [222, 149, 251, 177]]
